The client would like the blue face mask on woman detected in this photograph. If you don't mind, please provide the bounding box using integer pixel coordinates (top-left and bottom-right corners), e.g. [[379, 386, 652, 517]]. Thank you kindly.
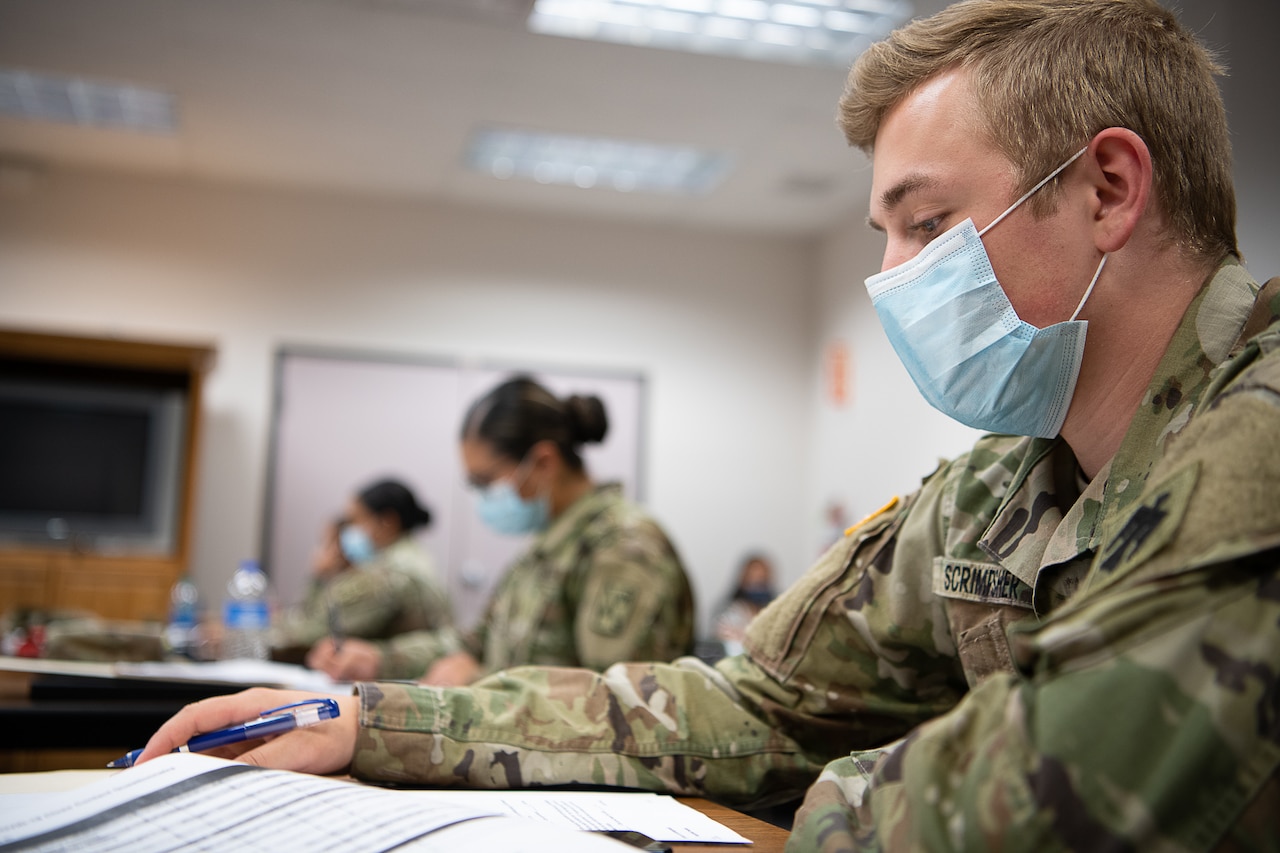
[[339, 525, 377, 564], [864, 147, 1107, 439], [475, 457, 550, 536]]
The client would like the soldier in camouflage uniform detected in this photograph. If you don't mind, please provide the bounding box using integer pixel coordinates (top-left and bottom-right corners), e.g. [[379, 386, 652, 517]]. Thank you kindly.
[[140, 2, 1280, 848], [308, 376, 695, 682], [272, 481, 451, 657]]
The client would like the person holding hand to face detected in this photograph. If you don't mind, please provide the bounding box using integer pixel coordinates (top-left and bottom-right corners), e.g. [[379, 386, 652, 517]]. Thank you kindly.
[[272, 479, 451, 662]]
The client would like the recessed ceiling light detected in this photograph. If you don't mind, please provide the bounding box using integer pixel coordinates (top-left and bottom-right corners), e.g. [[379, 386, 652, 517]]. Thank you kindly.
[[466, 127, 731, 194], [526, 0, 913, 66], [0, 68, 178, 134]]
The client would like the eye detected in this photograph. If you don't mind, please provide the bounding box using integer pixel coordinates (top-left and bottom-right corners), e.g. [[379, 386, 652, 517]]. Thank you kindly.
[[908, 216, 944, 238]]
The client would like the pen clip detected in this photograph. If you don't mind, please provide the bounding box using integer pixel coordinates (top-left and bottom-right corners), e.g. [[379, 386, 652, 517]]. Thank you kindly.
[[256, 697, 340, 722]]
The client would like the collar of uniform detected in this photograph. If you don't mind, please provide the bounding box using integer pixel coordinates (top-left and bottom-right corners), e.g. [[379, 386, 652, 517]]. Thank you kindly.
[[975, 259, 1259, 588], [1095, 257, 1259, 543], [976, 436, 1074, 588], [529, 482, 624, 557]]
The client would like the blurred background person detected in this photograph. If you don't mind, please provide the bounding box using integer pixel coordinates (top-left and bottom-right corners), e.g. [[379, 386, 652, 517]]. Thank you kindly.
[[712, 551, 777, 656], [272, 478, 451, 662], [309, 375, 694, 684]]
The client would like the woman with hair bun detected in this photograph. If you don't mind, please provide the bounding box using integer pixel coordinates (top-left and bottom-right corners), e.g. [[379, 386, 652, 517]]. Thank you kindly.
[[274, 478, 451, 659], [309, 375, 694, 685]]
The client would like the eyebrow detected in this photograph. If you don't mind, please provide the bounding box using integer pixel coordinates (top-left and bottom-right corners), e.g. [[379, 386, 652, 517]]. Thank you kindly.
[[866, 173, 938, 232]]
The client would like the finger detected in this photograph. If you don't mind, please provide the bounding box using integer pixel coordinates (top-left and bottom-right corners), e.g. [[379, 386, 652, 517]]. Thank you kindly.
[[135, 688, 317, 764], [322, 652, 351, 680], [334, 652, 369, 681], [233, 696, 360, 775]]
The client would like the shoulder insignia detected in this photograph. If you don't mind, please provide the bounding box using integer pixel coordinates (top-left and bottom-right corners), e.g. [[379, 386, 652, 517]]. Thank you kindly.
[[590, 584, 637, 637], [845, 496, 900, 538], [1099, 462, 1199, 576]]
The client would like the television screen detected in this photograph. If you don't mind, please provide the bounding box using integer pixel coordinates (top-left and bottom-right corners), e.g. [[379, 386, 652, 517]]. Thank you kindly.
[[0, 380, 186, 553]]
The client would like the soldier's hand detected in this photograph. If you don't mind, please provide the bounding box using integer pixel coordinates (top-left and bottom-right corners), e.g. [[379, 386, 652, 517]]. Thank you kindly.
[[136, 688, 360, 776], [309, 637, 383, 681], [420, 651, 481, 687]]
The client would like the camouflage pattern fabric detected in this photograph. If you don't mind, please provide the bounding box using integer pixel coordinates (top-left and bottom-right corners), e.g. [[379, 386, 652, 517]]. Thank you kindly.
[[376, 483, 695, 679], [349, 263, 1280, 852], [789, 263, 1280, 850], [271, 536, 451, 651]]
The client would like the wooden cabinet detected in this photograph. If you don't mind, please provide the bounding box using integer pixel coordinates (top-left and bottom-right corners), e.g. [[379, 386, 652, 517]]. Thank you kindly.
[[0, 329, 214, 622]]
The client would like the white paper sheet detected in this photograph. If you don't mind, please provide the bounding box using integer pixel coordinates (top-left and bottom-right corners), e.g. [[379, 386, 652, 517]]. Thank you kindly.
[[0, 755, 629, 852], [417, 790, 751, 844], [111, 658, 350, 694], [0, 755, 751, 851]]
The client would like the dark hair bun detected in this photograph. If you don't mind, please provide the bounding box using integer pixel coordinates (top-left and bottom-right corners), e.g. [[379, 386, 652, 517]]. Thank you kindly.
[[358, 478, 432, 532], [564, 394, 608, 445]]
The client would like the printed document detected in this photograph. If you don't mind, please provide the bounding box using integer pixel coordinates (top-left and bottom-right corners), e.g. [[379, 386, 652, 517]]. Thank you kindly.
[[0, 754, 749, 851]]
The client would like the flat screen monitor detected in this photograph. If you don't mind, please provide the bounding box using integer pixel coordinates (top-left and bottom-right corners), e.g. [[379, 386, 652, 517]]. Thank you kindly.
[[0, 379, 187, 554]]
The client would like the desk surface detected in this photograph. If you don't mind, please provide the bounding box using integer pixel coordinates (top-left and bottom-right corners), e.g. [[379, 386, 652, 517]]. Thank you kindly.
[[674, 798, 789, 851]]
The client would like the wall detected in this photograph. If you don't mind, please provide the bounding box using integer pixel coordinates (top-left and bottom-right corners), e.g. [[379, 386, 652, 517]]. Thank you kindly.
[[0, 168, 818, 634]]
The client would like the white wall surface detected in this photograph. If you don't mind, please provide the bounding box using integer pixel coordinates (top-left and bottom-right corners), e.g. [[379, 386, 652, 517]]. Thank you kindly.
[[0, 168, 820, 634]]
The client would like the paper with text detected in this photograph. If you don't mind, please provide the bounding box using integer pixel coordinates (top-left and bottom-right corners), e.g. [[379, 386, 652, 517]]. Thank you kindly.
[[0, 755, 630, 852]]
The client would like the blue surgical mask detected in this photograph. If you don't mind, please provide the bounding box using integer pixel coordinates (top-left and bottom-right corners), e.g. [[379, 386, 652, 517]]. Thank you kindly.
[[475, 460, 550, 536], [339, 525, 377, 564], [864, 147, 1107, 439]]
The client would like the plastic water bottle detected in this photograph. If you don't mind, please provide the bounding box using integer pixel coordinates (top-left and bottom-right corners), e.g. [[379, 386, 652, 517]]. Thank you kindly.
[[165, 575, 201, 659], [222, 559, 270, 660]]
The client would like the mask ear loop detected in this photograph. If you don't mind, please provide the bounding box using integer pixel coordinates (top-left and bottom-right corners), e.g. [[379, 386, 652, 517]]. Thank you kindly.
[[1069, 254, 1108, 321], [978, 146, 1089, 238]]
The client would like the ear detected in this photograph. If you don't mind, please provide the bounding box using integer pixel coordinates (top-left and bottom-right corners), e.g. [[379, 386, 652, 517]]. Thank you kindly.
[[526, 439, 562, 478], [1085, 127, 1153, 254], [376, 509, 400, 536]]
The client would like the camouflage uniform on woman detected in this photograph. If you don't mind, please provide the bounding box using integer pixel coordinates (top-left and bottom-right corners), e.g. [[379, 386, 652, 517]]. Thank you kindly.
[[347, 265, 1280, 852], [271, 537, 451, 652], [374, 483, 695, 679]]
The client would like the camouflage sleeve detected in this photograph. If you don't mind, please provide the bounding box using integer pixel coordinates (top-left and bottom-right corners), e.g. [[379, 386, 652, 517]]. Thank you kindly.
[[459, 582, 500, 663], [322, 569, 406, 638], [395, 570, 453, 635], [351, 656, 825, 808], [787, 556, 1280, 852], [572, 520, 694, 668], [787, 354, 1280, 852], [348, 468, 981, 807], [271, 578, 332, 649], [375, 626, 465, 680], [272, 569, 403, 649]]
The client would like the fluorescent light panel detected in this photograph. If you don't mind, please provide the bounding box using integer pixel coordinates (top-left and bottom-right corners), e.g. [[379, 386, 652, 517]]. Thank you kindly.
[[467, 127, 731, 194], [0, 68, 177, 134], [528, 0, 913, 66]]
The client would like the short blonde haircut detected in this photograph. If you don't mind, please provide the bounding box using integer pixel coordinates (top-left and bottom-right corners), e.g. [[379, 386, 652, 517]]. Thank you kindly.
[[839, 0, 1237, 261]]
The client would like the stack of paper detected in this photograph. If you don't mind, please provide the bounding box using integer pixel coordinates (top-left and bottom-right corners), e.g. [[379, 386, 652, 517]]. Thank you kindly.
[[0, 754, 750, 852]]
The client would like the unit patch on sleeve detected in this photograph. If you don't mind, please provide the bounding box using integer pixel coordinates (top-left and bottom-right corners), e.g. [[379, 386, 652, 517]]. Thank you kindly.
[[589, 584, 637, 637], [1099, 462, 1199, 576], [932, 558, 1034, 608]]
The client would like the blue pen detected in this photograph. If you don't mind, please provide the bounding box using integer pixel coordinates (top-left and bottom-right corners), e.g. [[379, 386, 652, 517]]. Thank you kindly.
[[106, 698, 340, 769]]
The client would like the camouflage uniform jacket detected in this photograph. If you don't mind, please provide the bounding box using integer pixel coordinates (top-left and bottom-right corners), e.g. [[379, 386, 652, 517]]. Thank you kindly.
[[375, 483, 695, 679], [271, 536, 451, 651], [351, 262, 1280, 853]]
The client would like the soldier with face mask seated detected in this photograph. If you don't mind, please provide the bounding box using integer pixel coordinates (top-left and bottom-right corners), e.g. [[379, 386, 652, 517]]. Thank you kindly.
[[137, 3, 1280, 847], [305, 375, 696, 685], [271, 479, 451, 662]]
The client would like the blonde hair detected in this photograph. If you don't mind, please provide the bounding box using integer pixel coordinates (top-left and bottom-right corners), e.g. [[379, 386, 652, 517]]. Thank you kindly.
[[839, 0, 1237, 261]]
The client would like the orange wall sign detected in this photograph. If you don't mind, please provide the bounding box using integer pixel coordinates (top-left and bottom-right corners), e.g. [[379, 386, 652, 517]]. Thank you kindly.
[[826, 340, 852, 408]]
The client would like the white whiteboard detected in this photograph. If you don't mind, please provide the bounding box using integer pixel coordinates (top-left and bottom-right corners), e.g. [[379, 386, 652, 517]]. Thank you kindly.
[[263, 347, 645, 628]]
